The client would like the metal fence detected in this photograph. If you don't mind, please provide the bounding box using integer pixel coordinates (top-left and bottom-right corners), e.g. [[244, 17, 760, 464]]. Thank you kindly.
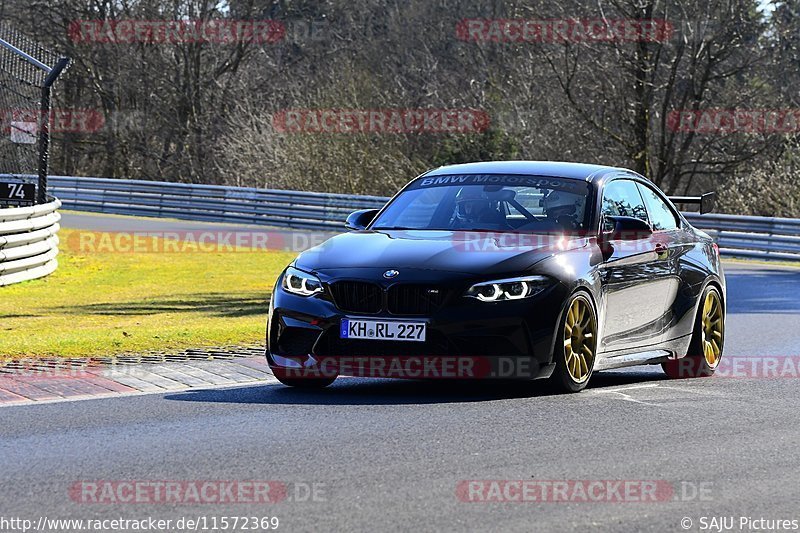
[[43, 175, 800, 262], [0, 24, 69, 205], [0, 197, 60, 286]]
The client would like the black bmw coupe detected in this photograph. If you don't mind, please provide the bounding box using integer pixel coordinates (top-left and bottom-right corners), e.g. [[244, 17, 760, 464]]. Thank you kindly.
[[266, 161, 725, 392]]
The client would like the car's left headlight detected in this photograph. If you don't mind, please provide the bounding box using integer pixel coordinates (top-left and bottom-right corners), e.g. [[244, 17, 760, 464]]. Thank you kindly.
[[466, 276, 551, 302], [282, 266, 324, 297]]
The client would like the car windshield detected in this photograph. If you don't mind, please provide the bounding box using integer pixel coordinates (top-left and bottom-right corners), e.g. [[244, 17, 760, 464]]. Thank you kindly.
[[371, 174, 591, 233]]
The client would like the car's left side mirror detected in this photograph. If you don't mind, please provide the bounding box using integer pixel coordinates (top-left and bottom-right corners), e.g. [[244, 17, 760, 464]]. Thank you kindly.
[[602, 215, 653, 241], [345, 208, 380, 231]]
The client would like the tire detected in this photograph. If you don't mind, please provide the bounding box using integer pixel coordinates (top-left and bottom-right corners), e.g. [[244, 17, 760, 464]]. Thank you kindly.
[[549, 292, 598, 393], [662, 285, 724, 379]]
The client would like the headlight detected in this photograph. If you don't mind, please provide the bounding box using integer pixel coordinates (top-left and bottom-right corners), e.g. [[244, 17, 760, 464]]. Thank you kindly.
[[466, 276, 550, 302], [282, 266, 324, 297]]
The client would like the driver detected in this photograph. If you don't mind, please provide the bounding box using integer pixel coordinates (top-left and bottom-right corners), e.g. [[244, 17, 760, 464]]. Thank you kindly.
[[542, 189, 583, 230], [453, 187, 506, 228]]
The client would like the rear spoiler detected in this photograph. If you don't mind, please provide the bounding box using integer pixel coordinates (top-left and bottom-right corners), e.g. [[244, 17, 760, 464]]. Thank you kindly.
[[668, 192, 716, 214]]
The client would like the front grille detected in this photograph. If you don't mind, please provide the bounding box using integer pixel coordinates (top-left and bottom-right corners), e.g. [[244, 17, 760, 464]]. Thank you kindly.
[[388, 285, 448, 315], [329, 281, 382, 313]]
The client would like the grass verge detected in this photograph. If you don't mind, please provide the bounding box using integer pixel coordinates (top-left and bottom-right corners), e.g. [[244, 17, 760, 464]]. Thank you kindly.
[[1, 229, 295, 358]]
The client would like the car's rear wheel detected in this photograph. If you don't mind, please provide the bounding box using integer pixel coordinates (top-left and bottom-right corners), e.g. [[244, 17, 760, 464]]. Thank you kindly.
[[550, 292, 597, 393], [662, 285, 724, 379]]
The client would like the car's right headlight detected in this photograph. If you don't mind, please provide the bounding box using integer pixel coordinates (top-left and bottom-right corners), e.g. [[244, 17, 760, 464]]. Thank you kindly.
[[466, 275, 551, 302], [282, 266, 324, 297]]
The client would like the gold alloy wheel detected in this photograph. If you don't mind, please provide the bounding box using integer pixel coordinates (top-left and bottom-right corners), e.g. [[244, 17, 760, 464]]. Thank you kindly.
[[701, 290, 724, 368], [563, 298, 597, 383]]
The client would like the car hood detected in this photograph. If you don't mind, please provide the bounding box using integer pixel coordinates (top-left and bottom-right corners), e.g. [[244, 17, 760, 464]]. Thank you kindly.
[[294, 230, 587, 276]]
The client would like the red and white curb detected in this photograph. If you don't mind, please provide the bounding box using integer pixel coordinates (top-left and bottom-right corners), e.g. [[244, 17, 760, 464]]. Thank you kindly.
[[0, 356, 277, 407]]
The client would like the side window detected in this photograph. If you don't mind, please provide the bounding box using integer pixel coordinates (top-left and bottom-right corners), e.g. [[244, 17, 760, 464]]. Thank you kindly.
[[637, 183, 679, 231], [601, 180, 648, 230]]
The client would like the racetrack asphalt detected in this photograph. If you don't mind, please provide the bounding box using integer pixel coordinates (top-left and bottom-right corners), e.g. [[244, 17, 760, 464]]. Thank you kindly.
[[1, 214, 799, 532]]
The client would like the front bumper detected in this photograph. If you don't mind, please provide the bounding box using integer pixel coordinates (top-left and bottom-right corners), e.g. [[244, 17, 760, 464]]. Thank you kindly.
[[266, 271, 568, 380]]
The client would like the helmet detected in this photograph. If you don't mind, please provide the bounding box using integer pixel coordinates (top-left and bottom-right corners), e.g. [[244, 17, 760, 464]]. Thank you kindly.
[[542, 190, 582, 217], [455, 187, 492, 221]]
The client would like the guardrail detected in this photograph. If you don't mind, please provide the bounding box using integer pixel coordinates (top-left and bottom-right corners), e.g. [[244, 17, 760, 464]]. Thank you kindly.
[[0, 198, 60, 286], [41, 175, 800, 262], [49, 176, 387, 231], [683, 213, 800, 261]]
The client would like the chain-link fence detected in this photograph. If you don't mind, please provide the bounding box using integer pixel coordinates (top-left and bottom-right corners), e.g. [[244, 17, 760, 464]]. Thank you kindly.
[[0, 23, 69, 206]]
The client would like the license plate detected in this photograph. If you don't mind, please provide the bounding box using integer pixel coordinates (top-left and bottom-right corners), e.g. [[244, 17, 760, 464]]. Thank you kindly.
[[340, 318, 426, 342]]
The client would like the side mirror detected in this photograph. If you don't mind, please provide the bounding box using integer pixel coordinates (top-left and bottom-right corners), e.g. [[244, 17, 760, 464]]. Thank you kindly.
[[345, 208, 379, 231], [602, 215, 653, 241]]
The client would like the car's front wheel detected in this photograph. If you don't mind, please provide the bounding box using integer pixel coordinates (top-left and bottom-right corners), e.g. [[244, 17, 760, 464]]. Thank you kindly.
[[550, 292, 598, 393], [662, 285, 724, 379]]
